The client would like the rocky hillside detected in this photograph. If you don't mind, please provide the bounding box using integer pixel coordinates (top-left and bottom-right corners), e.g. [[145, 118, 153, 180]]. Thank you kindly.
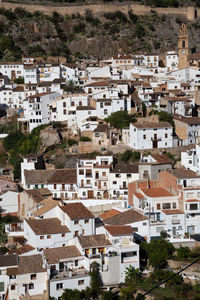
[[0, 7, 200, 61]]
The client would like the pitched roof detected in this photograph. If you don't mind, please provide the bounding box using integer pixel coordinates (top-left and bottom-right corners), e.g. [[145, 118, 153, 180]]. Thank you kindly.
[[44, 245, 82, 264], [0, 254, 18, 267], [161, 209, 184, 215], [28, 92, 53, 98], [132, 122, 172, 129], [173, 114, 200, 125], [104, 225, 133, 236], [25, 188, 52, 203], [9, 245, 35, 255], [150, 154, 172, 164], [24, 169, 77, 185], [26, 218, 70, 235], [167, 169, 200, 179], [77, 105, 95, 110], [134, 192, 145, 199], [104, 209, 147, 225], [141, 187, 174, 198], [32, 198, 58, 216], [99, 209, 121, 219], [18, 254, 46, 274], [110, 164, 138, 174], [93, 124, 109, 133], [61, 203, 94, 220], [78, 234, 112, 249], [85, 80, 109, 87]]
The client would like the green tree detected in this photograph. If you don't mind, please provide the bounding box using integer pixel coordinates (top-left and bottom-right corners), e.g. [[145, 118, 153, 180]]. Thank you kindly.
[[120, 150, 133, 162], [63, 80, 82, 93], [120, 285, 136, 300], [14, 76, 24, 84], [60, 288, 81, 299], [105, 111, 136, 129], [101, 291, 114, 300], [142, 103, 147, 117], [147, 239, 174, 269], [177, 246, 190, 259], [125, 266, 143, 285], [89, 261, 102, 297]]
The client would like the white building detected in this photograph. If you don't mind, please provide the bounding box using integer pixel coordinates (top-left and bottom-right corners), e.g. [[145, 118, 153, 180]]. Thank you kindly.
[[18, 91, 60, 132], [166, 51, 178, 72], [0, 191, 19, 216], [181, 143, 200, 174], [129, 122, 173, 150]]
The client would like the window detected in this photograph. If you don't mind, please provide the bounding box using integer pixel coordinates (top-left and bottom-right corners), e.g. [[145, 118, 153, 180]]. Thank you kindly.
[[190, 203, 198, 210], [63, 102, 66, 107], [85, 219, 89, 224], [62, 233, 65, 237], [30, 274, 37, 280], [113, 181, 117, 184], [74, 220, 79, 225], [29, 283, 34, 290], [79, 169, 84, 175], [173, 202, 176, 209], [75, 260, 78, 266], [40, 236, 44, 240], [143, 222, 147, 226], [63, 109, 66, 115], [56, 283, 63, 290], [165, 133, 168, 138], [47, 235, 51, 239], [143, 135, 146, 139], [11, 285, 15, 290], [127, 174, 131, 178], [132, 227, 138, 232], [75, 231, 79, 237], [116, 174, 121, 178], [157, 203, 161, 210], [78, 280, 84, 285], [162, 203, 171, 209], [54, 184, 57, 189]]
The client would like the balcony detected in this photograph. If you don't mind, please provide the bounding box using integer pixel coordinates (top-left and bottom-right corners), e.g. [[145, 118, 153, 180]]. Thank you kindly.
[[96, 176, 108, 181], [151, 137, 161, 142], [172, 218, 180, 224], [79, 183, 93, 188], [51, 267, 89, 280], [98, 186, 108, 190], [120, 185, 127, 190]]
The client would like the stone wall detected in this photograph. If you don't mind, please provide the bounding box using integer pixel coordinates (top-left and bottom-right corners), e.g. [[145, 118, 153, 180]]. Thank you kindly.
[[0, 2, 196, 21]]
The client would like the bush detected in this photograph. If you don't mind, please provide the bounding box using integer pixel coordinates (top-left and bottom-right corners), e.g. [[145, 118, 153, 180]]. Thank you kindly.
[[105, 111, 136, 129], [80, 136, 91, 142], [177, 246, 190, 259], [14, 76, 24, 84], [120, 150, 133, 162], [67, 139, 78, 147]]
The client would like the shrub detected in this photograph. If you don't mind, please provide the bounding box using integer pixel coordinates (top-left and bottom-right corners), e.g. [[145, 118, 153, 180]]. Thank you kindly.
[[177, 246, 190, 259], [80, 136, 91, 142], [120, 150, 133, 162], [67, 139, 78, 147]]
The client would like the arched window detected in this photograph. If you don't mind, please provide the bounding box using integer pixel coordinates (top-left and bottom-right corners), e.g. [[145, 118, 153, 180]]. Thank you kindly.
[[182, 40, 185, 48]]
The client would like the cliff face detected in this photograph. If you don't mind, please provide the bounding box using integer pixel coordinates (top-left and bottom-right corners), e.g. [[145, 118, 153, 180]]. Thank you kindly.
[[0, 6, 200, 61]]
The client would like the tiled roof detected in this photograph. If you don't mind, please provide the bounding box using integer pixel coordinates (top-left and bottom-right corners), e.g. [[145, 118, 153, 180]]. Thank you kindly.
[[161, 209, 184, 215], [44, 245, 82, 264], [150, 154, 172, 164], [28, 92, 53, 98], [104, 225, 133, 236], [141, 187, 173, 198], [134, 192, 144, 199], [104, 209, 147, 225], [78, 234, 112, 249], [99, 209, 121, 219], [185, 199, 200, 202], [9, 245, 35, 255], [93, 124, 109, 133], [61, 203, 94, 220], [18, 254, 46, 274], [25, 188, 52, 203], [113, 55, 132, 59], [85, 80, 109, 87], [0, 254, 18, 267], [24, 169, 77, 185], [132, 122, 172, 129], [32, 198, 58, 216], [110, 164, 138, 174], [167, 169, 200, 179], [77, 105, 96, 110], [26, 218, 70, 235], [173, 114, 200, 125]]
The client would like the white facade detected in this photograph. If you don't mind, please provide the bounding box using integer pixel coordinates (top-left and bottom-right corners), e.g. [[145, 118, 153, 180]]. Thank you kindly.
[[181, 144, 200, 174], [129, 123, 173, 150], [166, 51, 178, 72], [0, 191, 19, 215]]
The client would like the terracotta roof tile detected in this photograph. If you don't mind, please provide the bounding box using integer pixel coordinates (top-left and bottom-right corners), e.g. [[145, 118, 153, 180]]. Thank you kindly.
[[134, 192, 144, 199], [85, 80, 109, 87], [61, 203, 94, 220], [44, 245, 82, 264], [18, 254, 46, 274], [104, 209, 147, 225], [78, 234, 112, 249], [133, 122, 172, 129], [186, 199, 200, 202], [161, 209, 184, 215], [99, 209, 121, 219], [32, 198, 58, 216], [26, 218, 70, 235], [104, 225, 133, 236], [167, 169, 200, 179], [110, 164, 138, 174], [0, 254, 18, 267], [141, 187, 174, 198], [9, 245, 35, 255], [173, 114, 200, 125]]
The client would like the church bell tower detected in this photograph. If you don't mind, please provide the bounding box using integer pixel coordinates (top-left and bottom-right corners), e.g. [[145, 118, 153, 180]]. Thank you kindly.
[[178, 23, 189, 69]]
